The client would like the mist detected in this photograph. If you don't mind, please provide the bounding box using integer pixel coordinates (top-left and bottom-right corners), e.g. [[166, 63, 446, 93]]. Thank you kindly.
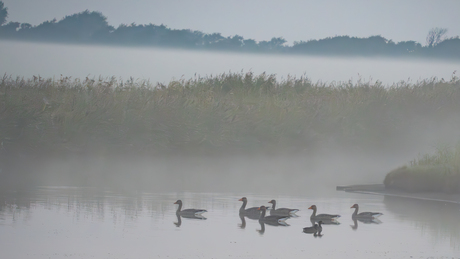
[[1, 40, 459, 86], [2, 39, 460, 259], [1, 40, 460, 193]]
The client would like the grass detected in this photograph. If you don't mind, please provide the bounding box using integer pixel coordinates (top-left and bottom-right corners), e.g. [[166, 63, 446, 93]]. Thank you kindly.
[[1, 71, 460, 157], [384, 144, 460, 193]]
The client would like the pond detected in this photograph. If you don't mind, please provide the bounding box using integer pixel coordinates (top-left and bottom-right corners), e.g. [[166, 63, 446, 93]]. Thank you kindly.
[[1, 186, 459, 258], [1, 40, 459, 85]]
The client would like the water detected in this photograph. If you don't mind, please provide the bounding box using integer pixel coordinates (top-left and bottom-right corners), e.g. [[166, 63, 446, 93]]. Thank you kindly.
[[1, 40, 459, 85], [1, 186, 459, 258]]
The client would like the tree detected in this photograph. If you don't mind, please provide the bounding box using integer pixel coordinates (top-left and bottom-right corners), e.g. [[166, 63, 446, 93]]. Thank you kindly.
[[0, 21, 19, 36], [0, 1, 7, 26], [426, 27, 448, 47]]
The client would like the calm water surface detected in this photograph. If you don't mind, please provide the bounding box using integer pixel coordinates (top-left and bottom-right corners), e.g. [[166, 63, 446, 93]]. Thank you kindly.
[[0, 187, 459, 258], [1, 40, 460, 85]]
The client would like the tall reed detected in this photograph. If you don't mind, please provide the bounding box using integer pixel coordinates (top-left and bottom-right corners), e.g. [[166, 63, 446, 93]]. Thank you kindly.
[[1, 72, 460, 156]]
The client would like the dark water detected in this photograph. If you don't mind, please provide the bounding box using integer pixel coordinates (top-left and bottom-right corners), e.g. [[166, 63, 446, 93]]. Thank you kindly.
[[0, 187, 459, 258]]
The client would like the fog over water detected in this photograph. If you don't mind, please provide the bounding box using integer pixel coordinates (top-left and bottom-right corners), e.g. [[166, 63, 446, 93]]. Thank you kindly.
[[1, 40, 459, 85], [2, 40, 460, 258]]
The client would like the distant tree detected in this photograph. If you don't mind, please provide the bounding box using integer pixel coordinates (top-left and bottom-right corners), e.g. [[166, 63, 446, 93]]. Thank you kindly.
[[426, 27, 448, 47], [0, 1, 7, 26], [56, 10, 111, 41], [242, 38, 258, 51], [395, 41, 421, 53], [0, 21, 20, 36], [259, 37, 287, 51], [203, 32, 224, 46], [431, 37, 460, 59], [20, 23, 32, 30]]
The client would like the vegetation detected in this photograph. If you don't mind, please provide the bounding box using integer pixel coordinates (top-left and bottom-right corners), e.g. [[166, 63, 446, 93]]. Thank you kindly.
[[2, 72, 460, 190], [1, 72, 460, 157], [385, 145, 460, 193], [0, 1, 459, 59]]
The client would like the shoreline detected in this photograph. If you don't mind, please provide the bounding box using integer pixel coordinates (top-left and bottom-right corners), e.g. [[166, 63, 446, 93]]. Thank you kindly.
[[337, 184, 460, 204]]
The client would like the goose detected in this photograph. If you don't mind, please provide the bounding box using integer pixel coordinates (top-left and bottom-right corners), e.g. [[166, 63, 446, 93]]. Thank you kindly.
[[268, 200, 299, 216], [303, 221, 323, 235], [239, 197, 261, 217], [310, 218, 340, 225], [309, 205, 340, 221], [258, 206, 289, 226], [303, 224, 318, 234], [174, 200, 207, 216], [350, 204, 383, 219]]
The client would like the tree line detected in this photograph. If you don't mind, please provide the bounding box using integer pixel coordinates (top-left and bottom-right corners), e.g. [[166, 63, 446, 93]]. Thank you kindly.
[[0, 2, 459, 59]]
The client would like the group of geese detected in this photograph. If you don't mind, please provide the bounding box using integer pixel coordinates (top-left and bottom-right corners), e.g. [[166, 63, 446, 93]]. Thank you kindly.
[[174, 197, 383, 235]]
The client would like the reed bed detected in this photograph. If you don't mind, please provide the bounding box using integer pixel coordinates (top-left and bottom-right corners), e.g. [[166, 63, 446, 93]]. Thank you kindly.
[[1, 71, 460, 157], [384, 143, 460, 193]]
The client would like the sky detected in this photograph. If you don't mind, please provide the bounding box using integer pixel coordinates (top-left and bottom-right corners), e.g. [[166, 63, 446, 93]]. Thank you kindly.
[[2, 0, 460, 45]]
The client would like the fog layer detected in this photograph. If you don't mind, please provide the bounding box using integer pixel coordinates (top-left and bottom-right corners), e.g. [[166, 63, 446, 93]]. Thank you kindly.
[[1, 40, 459, 85], [2, 41, 460, 193]]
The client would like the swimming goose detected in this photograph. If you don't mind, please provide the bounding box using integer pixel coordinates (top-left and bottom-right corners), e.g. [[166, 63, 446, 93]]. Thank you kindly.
[[303, 223, 318, 234], [174, 200, 207, 216], [309, 205, 340, 221], [303, 220, 323, 235], [239, 197, 261, 217], [268, 200, 299, 216], [350, 204, 383, 219], [258, 206, 289, 226]]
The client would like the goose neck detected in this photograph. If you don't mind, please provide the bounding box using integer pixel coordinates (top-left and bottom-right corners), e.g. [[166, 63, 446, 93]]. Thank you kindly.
[[176, 203, 182, 213], [352, 206, 359, 217], [310, 207, 317, 217], [239, 200, 247, 213], [259, 208, 266, 219]]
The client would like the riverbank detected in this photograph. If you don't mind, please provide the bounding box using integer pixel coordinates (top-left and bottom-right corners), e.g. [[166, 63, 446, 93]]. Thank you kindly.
[[337, 184, 460, 204]]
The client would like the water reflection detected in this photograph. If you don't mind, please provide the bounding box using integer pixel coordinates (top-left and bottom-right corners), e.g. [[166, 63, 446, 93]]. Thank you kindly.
[[256, 220, 290, 236], [1, 187, 460, 257], [238, 214, 246, 229], [174, 214, 206, 227], [384, 196, 460, 249], [258, 206, 290, 226], [257, 222, 266, 235], [350, 217, 382, 230]]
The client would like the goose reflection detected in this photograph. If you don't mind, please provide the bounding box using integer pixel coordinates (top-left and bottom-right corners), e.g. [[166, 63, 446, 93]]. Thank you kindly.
[[238, 214, 246, 229], [174, 214, 207, 227], [350, 217, 382, 230], [257, 222, 266, 235], [258, 206, 290, 226]]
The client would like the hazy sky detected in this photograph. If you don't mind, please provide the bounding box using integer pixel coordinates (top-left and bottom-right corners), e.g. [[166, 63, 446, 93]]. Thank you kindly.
[[2, 0, 460, 45]]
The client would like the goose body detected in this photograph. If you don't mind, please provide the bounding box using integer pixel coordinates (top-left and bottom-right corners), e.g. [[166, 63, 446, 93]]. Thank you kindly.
[[239, 197, 261, 218], [303, 224, 318, 234], [303, 220, 323, 235], [174, 200, 207, 216], [351, 204, 383, 219], [268, 200, 299, 216], [258, 206, 289, 226], [309, 205, 340, 221]]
